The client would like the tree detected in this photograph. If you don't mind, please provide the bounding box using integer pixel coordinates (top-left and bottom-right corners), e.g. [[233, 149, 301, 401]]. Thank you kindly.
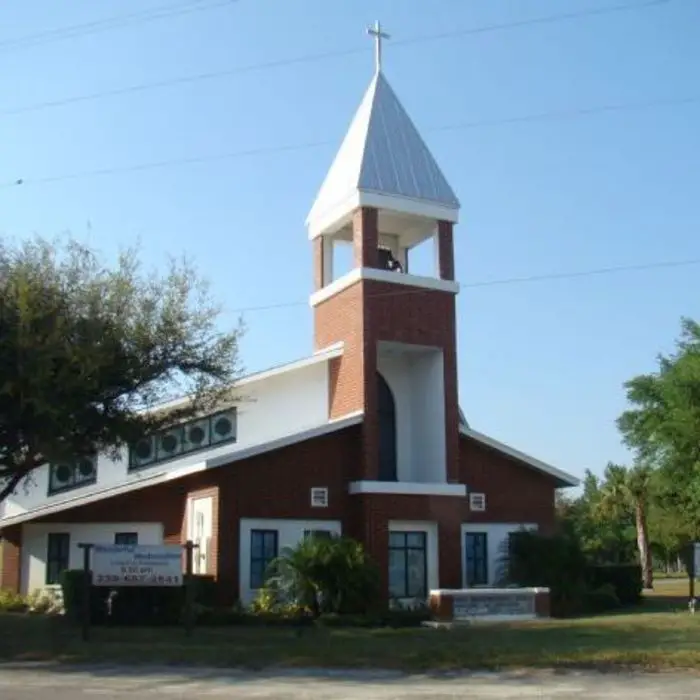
[[0, 236, 243, 502], [262, 535, 380, 616], [617, 317, 700, 539], [596, 463, 653, 588]]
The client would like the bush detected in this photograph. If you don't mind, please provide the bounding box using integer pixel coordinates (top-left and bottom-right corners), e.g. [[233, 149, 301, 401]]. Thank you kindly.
[[0, 588, 29, 613], [60, 570, 220, 626], [505, 530, 588, 617], [263, 535, 381, 616], [585, 564, 642, 606], [580, 583, 620, 614]]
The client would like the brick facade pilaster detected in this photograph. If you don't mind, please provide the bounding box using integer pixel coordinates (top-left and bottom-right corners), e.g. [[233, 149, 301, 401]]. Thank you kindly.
[[437, 220, 455, 281], [353, 207, 379, 269]]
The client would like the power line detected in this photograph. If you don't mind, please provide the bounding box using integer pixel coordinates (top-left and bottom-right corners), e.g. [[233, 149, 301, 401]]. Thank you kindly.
[[225, 257, 700, 316], [0, 0, 237, 53], [3, 92, 697, 189], [0, 0, 670, 119]]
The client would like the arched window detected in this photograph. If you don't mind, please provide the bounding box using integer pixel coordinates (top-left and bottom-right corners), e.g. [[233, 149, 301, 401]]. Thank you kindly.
[[377, 372, 397, 481]]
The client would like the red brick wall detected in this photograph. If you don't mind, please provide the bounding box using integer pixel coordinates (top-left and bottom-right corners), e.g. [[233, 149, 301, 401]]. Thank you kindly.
[[346, 493, 464, 596], [459, 435, 557, 531], [11, 427, 361, 600], [315, 278, 460, 483]]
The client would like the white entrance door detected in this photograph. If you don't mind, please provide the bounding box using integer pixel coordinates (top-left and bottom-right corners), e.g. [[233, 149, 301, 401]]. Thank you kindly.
[[188, 496, 213, 575]]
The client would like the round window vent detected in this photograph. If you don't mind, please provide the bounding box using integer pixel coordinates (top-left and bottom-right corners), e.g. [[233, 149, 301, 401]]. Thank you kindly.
[[54, 464, 72, 483], [214, 416, 232, 437], [160, 434, 179, 453], [78, 459, 95, 477], [188, 425, 205, 444], [134, 440, 153, 460]]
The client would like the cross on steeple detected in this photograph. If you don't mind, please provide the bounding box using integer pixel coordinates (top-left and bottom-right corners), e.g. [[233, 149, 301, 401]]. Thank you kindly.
[[366, 20, 390, 73]]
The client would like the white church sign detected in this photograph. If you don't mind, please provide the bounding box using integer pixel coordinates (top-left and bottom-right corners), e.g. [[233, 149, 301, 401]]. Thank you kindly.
[[91, 544, 183, 587]]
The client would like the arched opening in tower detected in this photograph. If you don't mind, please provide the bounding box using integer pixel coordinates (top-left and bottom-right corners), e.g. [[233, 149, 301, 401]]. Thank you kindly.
[[377, 371, 398, 481]]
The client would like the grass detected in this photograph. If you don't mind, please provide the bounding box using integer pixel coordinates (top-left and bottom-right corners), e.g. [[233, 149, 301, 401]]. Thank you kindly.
[[1, 583, 699, 673]]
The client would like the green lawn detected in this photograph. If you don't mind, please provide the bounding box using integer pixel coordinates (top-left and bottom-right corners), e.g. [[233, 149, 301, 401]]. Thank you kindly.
[[1, 585, 698, 672]]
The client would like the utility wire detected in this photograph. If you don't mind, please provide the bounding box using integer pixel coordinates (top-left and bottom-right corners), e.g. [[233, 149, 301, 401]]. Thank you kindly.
[[4, 93, 698, 189], [0, 0, 670, 119], [0, 0, 238, 53], [224, 257, 700, 316]]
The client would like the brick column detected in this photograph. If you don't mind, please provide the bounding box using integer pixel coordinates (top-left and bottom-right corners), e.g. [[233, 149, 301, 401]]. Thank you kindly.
[[353, 207, 379, 269], [438, 502, 463, 589], [0, 527, 21, 593], [437, 220, 455, 281]]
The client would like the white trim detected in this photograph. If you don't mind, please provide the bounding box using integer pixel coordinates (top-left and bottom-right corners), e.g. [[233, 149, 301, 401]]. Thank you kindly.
[[310, 267, 460, 307], [0, 414, 364, 529], [349, 481, 466, 496], [307, 188, 459, 240], [460, 426, 579, 487], [139, 343, 345, 415]]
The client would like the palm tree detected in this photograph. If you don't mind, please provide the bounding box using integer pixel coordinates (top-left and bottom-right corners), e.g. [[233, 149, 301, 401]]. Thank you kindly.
[[264, 534, 380, 617], [597, 463, 654, 589]]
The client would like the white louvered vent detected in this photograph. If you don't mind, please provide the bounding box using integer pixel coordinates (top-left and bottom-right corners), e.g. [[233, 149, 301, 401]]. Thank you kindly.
[[469, 492, 486, 512], [310, 487, 329, 508]]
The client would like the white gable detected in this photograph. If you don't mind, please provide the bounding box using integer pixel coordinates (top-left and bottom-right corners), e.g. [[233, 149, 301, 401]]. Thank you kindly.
[[306, 71, 460, 238]]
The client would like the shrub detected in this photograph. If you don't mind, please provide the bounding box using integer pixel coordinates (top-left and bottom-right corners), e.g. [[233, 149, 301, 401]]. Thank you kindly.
[[580, 583, 620, 614], [505, 530, 588, 617], [60, 570, 220, 625], [0, 588, 28, 613], [26, 588, 64, 615], [263, 534, 380, 616], [585, 564, 642, 606]]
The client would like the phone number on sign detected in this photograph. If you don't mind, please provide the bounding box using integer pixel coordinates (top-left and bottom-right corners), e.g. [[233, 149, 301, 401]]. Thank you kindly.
[[93, 574, 182, 585]]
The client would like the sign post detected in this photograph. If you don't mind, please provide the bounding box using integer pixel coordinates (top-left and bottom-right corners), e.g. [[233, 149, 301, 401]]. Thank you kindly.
[[690, 542, 699, 610], [183, 540, 198, 637], [77, 543, 93, 642]]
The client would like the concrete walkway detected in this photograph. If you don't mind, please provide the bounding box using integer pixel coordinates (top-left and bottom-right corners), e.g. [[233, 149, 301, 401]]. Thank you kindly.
[[1, 664, 700, 699]]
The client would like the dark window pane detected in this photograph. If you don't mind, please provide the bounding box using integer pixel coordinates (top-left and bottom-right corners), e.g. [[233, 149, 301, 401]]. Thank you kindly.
[[388, 530, 427, 600], [250, 530, 278, 589], [250, 561, 265, 590], [114, 532, 138, 546], [406, 549, 427, 597], [304, 530, 332, 540], [46, 533, 70, 585], [406, 532, 426, 548], [388, 549, 406, 598], [389, 532, 406, 548], [465, 533, 488, 586]]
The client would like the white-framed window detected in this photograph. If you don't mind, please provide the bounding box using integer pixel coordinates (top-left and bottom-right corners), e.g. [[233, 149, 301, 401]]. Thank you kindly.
[[469, 492, 486, 512]]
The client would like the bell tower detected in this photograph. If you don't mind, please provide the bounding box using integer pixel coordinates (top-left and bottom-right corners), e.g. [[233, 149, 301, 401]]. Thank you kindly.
[[307, 24, 464, 493]]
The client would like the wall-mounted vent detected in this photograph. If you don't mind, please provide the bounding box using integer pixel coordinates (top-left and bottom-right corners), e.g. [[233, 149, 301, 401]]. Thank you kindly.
[[310, 487, 329, 508], [469, 492, 486, 512]]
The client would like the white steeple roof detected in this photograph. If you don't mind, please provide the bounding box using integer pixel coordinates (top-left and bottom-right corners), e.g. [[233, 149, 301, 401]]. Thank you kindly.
[[306, 70, 460, 239]]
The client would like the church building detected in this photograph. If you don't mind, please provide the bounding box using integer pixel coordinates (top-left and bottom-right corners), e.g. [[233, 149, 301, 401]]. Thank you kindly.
[[0, 26, 578, 604]]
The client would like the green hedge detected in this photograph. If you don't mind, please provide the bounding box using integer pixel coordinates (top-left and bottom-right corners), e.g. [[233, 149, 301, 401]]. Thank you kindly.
[[60, 570, 217, 625], [585, 564, 642, 606], [506, 531, 642, 616]]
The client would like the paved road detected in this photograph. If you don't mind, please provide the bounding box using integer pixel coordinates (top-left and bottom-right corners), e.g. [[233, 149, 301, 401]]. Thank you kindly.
[[2, 665, 700, 699]]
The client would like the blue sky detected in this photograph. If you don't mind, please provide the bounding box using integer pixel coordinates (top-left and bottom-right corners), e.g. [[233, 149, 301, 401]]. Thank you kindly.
[[2, 0, 699, 482]]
